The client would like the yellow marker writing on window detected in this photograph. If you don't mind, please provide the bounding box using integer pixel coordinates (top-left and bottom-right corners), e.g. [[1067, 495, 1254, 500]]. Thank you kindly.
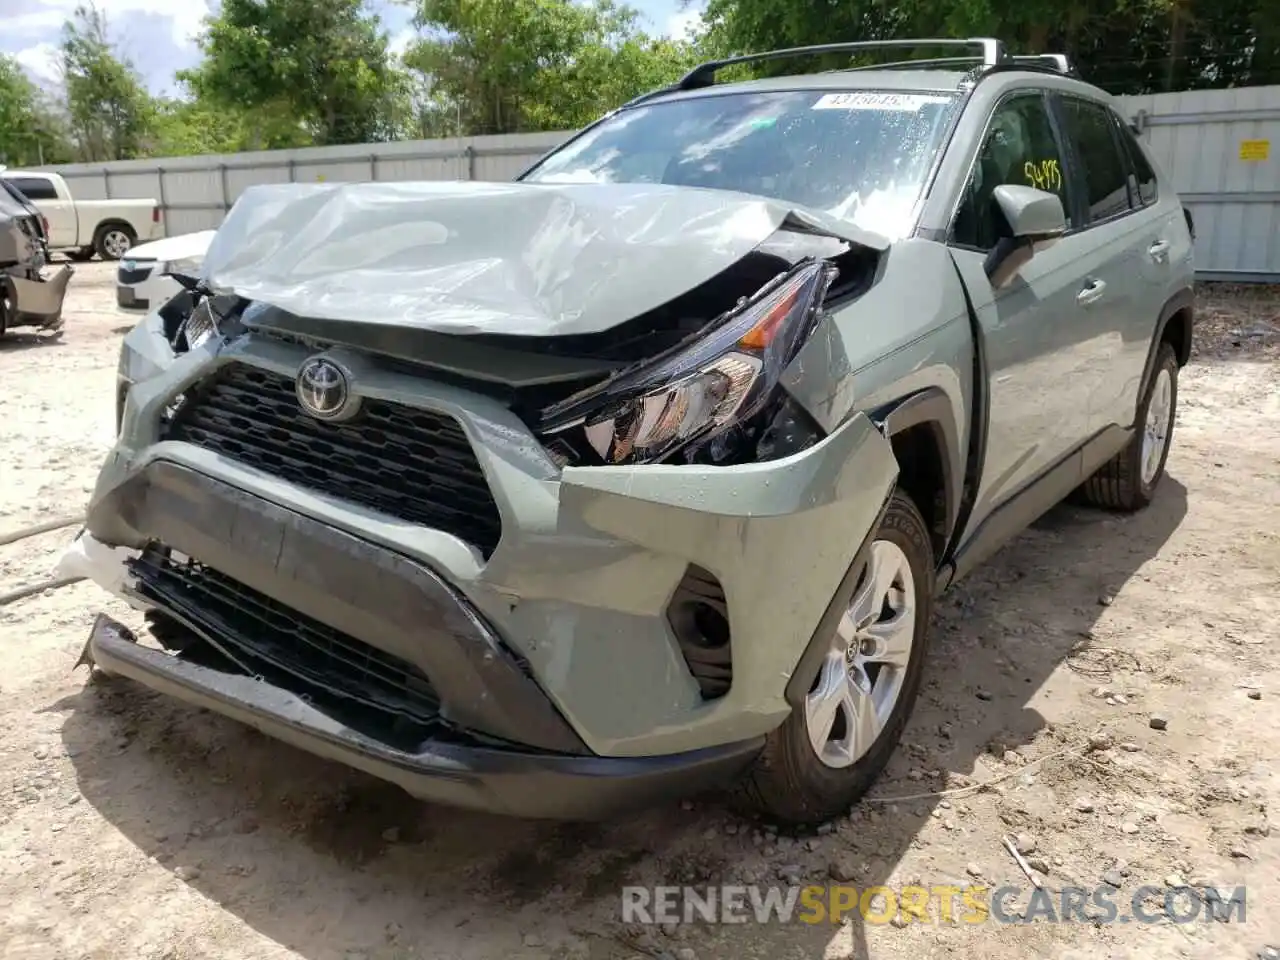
[[1023, 159, 1063, 192]]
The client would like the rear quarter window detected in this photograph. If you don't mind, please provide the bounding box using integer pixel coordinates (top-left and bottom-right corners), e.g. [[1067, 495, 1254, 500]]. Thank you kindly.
[[1114, 116, 1158, 206], [6, 177, 59, 201]]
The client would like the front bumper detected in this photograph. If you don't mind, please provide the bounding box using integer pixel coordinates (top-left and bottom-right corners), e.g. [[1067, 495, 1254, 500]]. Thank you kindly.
[[84, 614, 762, 819], [116, 264, 179, 314], [92, 329, 899, 759]]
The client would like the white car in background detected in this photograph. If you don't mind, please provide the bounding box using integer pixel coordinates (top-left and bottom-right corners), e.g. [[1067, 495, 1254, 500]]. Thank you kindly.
[[116, 230, 215, 313]]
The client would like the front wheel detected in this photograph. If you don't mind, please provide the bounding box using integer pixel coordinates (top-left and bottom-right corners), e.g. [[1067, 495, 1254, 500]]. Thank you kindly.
[[736, 491, 935, 825]]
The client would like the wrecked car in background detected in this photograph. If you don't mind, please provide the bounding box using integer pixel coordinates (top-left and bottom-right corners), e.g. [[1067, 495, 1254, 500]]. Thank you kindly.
[[0, 176, 71, 337], [64, 38, 1195, 825]]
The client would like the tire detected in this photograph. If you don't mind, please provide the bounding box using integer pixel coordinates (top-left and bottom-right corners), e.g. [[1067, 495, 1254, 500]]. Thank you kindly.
[[0, 278, 12, 337], [735, 491, 935, 825], [1080, 342, 1178, 512], [93, 223, 136, 261]]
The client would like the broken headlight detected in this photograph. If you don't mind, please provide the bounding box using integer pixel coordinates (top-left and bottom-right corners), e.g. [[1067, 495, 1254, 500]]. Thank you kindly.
[[539, 260, 835, 466]]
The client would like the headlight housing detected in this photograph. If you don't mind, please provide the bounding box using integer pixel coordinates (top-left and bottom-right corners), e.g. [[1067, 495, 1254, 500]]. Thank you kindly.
[[163, 256, 202, 278], [539, 260, 835, 466]]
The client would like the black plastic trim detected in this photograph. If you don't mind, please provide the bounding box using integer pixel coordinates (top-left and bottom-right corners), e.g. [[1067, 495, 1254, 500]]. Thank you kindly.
[[948, 426, 1131, 584], [784, 491, 892, 706], [86, 461, 586, 755], [943, 251, 991, 577], [874, 387, 962, 546], [83, 614, 764, 821], [1141, 287, 1195, 387]]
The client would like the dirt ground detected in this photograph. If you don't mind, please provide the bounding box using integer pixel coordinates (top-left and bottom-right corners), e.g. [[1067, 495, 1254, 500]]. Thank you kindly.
[[1, 261, 1278, 960]]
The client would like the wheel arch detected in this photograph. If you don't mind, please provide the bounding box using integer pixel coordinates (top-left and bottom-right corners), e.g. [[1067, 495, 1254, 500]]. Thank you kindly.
[[1136, 286, 1194, 421], [874, 388, 964, 561]]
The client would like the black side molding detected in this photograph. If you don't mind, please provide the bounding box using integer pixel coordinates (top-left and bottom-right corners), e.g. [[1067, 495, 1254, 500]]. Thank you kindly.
[[874, 387, 963, 547], [1135, 286, 1195, 425]]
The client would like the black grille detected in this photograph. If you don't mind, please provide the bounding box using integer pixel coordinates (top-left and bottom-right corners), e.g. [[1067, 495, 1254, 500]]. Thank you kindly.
[[163, 362, 503, 556], [130, 548, 442, 728]]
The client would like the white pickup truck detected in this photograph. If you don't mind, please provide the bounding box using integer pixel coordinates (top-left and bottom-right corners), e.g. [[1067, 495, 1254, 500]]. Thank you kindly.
[[0, 169, 164, 261]]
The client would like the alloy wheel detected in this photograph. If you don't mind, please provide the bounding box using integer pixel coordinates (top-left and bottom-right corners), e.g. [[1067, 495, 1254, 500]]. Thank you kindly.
[[804, 539, 916, 769], [103, 230, 132, 259], [1141, 366, 1174, 485]]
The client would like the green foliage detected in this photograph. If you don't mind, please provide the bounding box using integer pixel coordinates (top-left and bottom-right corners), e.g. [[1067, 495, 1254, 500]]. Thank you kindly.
[[0, 55, 75, 165], [700, 0, 1280, 93], [182, 0, 408, 145], [404, 0, 699, 134], [60, 4, 154, 160]]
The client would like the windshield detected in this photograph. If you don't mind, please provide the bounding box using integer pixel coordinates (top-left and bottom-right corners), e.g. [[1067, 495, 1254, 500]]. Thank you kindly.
[[523, 89, 960, 240]]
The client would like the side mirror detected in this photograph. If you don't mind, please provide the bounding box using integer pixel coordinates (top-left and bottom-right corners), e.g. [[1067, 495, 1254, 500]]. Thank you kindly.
[[994, 184, 1066, 240]]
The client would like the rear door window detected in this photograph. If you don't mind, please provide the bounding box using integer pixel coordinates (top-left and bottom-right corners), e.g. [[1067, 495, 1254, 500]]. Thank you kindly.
[[1058, 98, 1134, 223]]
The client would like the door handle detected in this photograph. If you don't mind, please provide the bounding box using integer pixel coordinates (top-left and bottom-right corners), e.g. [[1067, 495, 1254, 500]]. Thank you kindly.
[[1148, 240, 1170, 262], [1077, 279, 1106, 307]]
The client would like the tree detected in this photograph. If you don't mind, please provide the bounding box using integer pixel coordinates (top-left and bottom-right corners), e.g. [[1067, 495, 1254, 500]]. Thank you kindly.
[[700, 0, 1280, 94], [0, 55, 75, 165], [183, 0, 407, 145], [404, 0, 698, 135], [60, 3, 154, 160]]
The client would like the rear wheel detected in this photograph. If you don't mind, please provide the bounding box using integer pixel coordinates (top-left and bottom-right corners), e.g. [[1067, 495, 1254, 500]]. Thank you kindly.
[[736, 491, 934, 825], [1080, 342, 1178, 512], [93, 224, 135, 261], [0, 279, 12, 336]]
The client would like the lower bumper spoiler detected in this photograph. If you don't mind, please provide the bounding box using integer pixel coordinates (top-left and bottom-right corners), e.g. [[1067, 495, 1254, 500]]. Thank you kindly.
[[82, 613, 763, 820], [7, 265, 73, 329]]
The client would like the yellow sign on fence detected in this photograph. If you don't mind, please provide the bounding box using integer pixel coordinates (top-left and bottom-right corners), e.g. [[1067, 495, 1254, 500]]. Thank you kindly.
[[1239, 139, 1270, 162]]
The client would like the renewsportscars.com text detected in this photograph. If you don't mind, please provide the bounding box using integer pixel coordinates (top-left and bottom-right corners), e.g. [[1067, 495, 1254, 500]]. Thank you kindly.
[[621, 884, 1247, 926]]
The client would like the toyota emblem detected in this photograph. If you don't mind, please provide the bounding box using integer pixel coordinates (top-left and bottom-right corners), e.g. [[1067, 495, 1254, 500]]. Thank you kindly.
[[296, 356, 359, 421]]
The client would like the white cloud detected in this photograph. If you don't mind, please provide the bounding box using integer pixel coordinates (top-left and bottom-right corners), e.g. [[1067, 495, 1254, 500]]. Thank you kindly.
[[389, 27, 416, 58], [664, 6, 703, 40], [8, 0, 209, 50], [15, 41, 62, 87]]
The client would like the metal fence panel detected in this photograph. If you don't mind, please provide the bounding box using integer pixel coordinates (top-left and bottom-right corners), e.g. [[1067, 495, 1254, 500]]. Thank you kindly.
[[1118, 85, 1280, 280], [34, 88, 1280, 278]]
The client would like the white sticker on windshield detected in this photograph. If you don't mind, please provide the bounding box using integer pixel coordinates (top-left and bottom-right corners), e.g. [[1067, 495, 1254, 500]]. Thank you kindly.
[[811, 92, 950, 111]]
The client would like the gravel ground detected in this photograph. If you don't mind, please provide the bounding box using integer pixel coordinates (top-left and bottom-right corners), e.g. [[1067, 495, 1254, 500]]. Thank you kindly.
[[1, 263, 1278, 960]]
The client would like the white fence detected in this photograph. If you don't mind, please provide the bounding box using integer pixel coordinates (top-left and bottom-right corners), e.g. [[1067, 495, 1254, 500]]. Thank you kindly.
[[1125, 85, 1280, 282], [34, 85, 1280, 280]]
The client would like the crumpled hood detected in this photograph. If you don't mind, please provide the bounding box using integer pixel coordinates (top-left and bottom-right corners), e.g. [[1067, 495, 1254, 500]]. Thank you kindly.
[[201, 180, 886, 337]]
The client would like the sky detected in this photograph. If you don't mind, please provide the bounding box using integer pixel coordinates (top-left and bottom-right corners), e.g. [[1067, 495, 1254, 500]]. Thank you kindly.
[[1, 0, 702, 98]]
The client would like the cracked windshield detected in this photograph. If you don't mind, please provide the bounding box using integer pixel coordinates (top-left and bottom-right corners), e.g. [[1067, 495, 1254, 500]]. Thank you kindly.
[[525, 90, 959, 240]]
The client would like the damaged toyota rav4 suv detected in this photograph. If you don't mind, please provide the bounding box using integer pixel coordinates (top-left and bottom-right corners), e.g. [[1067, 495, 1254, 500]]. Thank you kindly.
[[66, 38, 1194, 824]]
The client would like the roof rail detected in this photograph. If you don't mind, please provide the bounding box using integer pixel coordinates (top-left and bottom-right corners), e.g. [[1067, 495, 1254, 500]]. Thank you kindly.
[[842, 52, 1075, 76], [677, 38, 1008, 90], [1011, 53, 1073, 74]]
